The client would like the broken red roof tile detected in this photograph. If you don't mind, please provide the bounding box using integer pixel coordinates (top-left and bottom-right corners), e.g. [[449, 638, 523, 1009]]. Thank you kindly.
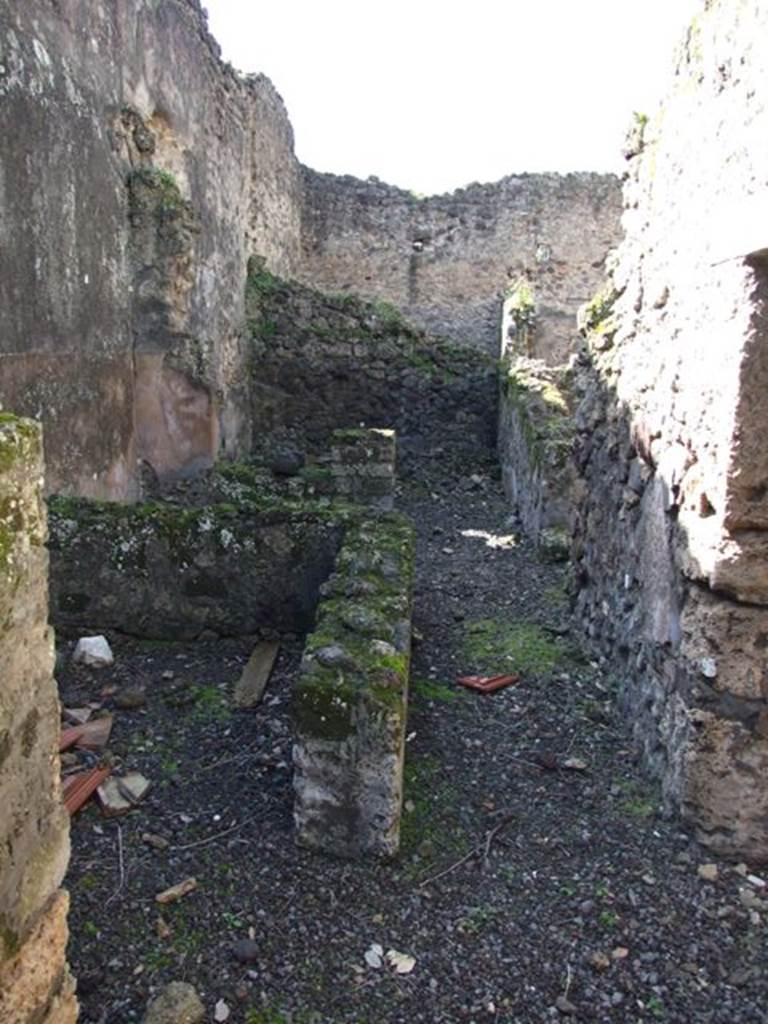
[[59, 715, 113, 753], [456, 673, 521, 694], [62, 766, 111, 815]]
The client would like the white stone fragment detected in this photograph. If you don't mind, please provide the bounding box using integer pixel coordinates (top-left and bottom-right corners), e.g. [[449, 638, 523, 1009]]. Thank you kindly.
[[73, 635, 114, 668], [699, 657, 717, 679], [365, 943, 383, 969]]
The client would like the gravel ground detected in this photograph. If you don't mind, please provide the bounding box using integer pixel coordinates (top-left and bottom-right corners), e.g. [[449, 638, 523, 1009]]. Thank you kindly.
[[59, 462, 767, 1024]]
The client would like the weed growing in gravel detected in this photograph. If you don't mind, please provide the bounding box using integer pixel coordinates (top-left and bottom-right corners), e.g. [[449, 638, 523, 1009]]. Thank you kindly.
[[246, 1009, 341, 1024], [410, 677, 459, 702], [646, 995, 666, 1018], [160, 757, 180, 776], [399, 755, 469, 876], [598, 909, 619, 928], [456, 903, 502, 934], [614, 777, 659, 820], [576, 696, 612, 724], [463, 618, 564, 676], [187, 682, 229, 722], [624, 797, 656, 819], [221, 910, 247, 930], [143, 946, 173, 973]]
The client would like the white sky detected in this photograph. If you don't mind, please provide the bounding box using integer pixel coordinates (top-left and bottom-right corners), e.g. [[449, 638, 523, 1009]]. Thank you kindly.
[[204, 0, 702, 195]]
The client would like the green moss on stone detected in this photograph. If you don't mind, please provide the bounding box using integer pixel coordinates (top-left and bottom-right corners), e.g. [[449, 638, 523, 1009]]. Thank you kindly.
[[502, 365, 574, 472], [295, 514, 415, 741], [0, 415, 41, 474], [579, 284, 618, 339], [0, 417, 43, 581], [0, 918, 20, 963], [127, 166, 189, 220]]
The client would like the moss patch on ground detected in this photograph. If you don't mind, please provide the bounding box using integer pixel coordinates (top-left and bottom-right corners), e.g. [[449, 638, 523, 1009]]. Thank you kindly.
[[399, 754, 469, 876], [462, 618, 565, 677]]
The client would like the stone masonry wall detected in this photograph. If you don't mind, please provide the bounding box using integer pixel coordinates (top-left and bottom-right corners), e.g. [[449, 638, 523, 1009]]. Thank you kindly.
[[0, 0, 302, 498], [247, 268, 498, 471], [329, 429, 396, 512], [572, 0, 768, 861], [498, 358, 576, 554], [47, 494, 348, 640], [294, 513, 414, 858], [0, 416, 76, 1024], [300, 168, 622, 359], [0, 1, 622, 500]]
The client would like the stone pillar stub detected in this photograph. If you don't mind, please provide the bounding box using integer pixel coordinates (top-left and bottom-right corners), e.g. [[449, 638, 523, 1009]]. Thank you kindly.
[[0, 414, 76, 1024]]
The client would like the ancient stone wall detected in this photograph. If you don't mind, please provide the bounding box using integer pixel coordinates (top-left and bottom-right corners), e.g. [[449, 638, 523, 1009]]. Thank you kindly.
[[497, 358, 576, 556], [329, 428, 396, 512], [247, 268, 498, 472], [0, 2, 622, 501], [294, 513, 414, 858], [300, 168, 622, 358], [572, 0, 768, 861], [0, 416, 76, 1023], [48, 493, 347, 640], [0, 0, 302, 498]]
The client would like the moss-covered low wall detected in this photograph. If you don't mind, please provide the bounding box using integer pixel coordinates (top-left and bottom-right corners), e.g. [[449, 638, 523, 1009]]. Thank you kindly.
[[47, 492, 355, 639], [293, 513, 414, 858]]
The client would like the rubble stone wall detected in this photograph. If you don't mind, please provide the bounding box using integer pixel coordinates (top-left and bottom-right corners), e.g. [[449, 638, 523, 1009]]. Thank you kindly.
[[47, 495, 348, 640], [498, 357, 576, 553], [572, 0, 768, 861], [329, 429, 396, 512], [246, 269, 498, 471], [300, 168, 622, 358], [0, 416, 76, 1024], [0, 0, 302, 498], [294, 514, 414, 858]]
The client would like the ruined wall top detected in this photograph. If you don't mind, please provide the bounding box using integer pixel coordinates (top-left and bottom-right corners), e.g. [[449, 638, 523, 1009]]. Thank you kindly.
[[300, 166, 622, 358], [0, 0, 622, 498]]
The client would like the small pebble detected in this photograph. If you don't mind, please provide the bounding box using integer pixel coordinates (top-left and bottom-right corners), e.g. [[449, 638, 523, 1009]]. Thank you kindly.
[[697, 863, 718, 882], [231, 939, 260, 965]]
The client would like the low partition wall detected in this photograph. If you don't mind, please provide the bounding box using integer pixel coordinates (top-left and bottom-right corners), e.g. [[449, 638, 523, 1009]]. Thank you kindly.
[[47, 495, 349, 639], [293, 513, 414, 858], [47, 481, 417, 860]]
